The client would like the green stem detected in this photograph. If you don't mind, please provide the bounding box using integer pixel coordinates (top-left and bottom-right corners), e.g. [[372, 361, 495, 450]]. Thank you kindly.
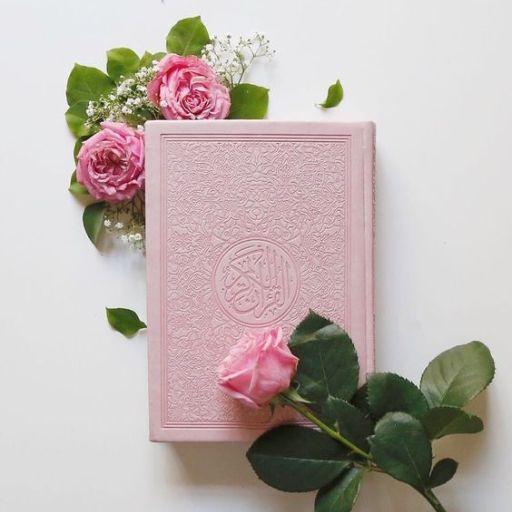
[[423, 490, 448, 512], [279, 392, 372, 460]]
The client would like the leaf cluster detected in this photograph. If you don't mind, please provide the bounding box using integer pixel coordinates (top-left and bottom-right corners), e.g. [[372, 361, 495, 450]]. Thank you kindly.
[[247, 311, 495, 511]]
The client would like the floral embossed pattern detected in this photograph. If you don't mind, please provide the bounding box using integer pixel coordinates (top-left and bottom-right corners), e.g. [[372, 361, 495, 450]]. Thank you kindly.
[[162, 136, 349, 426]]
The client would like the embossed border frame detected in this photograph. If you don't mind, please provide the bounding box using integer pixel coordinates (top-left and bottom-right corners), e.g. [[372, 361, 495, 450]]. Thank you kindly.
[[146, 121, 375, 441]]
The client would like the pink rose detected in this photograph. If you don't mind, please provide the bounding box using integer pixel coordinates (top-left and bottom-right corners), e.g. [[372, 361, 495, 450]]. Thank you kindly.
[[76, 122, 144, 202], [217, 328, 299, 408], [147, 54, 230, 120]]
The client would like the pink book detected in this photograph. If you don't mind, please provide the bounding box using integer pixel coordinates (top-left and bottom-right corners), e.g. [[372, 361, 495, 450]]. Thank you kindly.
[[146, 121, 375, 442]]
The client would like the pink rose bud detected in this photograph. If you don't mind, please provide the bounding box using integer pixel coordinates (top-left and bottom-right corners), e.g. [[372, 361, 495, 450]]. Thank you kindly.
[[147, 54, 230, 120], [76, 122, 144, 202], [217, 328, 299, 408]]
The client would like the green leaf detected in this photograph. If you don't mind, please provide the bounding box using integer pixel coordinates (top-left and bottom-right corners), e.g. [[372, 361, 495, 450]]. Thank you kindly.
[[68, 170, 90, 196], [107, 48, 140, 82], [429, 458, 458, 488], [318, 80, 343, 109], [66, 64, 115, 106], [350, 384, 371, 417], [315, 467, 365, 512], [420, 341, 495, 408], [65, 102, 96, 138], [290, 310, 333, 347], [139, 51, 166, 68], [369, 412, 432, 492], [368, 373, 429, 420], [322, 397, 373, 451], [73, 138, 85, 162], [290, 314, 359, 404], [247, 425, 351, 492], [422, 406, 483, 439], [106, 307, 147, 337], [82, 202, 107, 245], [166, 16, 210, 56], [228, 84, 269, 119]]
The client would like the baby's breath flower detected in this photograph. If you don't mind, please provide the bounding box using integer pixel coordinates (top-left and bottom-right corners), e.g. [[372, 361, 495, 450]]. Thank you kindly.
[[115, 222, 124, 229], [85, 66, 160, 128], [201, 32, 275, 88], [103, 219, 112, 227]]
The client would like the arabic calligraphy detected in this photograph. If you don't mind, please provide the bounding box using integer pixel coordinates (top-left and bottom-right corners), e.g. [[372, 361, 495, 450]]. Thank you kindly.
[[214, 239, 300, 326]]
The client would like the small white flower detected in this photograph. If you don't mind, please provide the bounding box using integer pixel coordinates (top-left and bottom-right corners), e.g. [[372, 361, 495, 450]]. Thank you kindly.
[[128, 234, 136, 242], [120, 234, 128, 243], [115, 222, 124, 229], [103, 219, 112, 227], [134, 233, 143, 241]]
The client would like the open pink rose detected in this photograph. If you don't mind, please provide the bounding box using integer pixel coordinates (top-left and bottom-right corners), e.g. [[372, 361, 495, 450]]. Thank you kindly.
[[217, 328, 298, 408], [76, 122, 144, 202], [147, 54, 230, 120]]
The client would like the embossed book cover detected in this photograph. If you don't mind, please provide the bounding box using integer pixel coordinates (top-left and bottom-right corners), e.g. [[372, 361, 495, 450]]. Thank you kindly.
[[146, 121, 375, 441]]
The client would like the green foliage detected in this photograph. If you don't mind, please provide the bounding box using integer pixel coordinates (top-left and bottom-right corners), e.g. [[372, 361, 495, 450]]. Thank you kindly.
[[422, 406, 483, 439], [429, 459, 458, 488], [247, 425, 351, 492], [290, 311, 359, 404], [68, 170, 90, 196], [107, 48, 140, 82], [369, 412, 432, 492], [82, 202, 107, 245], [318, 80, 343, 108], [350, 384, 371, 417], [315, 467, 365, 512], [290, 310, 333, 346], [228, 84, 269, 119], [420, 341, 495, 408], [166, 16, 210, 56], [139, 51, 166, 68], [368, 373, 429, 420], [66, 64, 115, 107], [65, 102, 95, 138], [106, 307, 146, 337], [321, 397, 373, 451]]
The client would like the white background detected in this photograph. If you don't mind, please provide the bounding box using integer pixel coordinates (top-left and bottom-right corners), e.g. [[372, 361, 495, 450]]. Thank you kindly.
[[0, 0, 511, 510]]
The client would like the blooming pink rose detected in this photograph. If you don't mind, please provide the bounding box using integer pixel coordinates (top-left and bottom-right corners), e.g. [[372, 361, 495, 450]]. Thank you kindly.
[[76, 122, 144, 202], [217, 328, 299, 408], [147, 54, 230, 120]]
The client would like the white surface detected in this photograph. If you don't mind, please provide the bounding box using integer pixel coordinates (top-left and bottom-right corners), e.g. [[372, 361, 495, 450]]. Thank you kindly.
[[0, 0, 511, 510]]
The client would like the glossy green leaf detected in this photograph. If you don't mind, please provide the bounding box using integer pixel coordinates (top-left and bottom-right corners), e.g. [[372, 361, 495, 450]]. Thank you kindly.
[[106, 307, 147, 337], [315, 467, 365, 512], [368, 373, 429, 420], [65, 102, 95, 138], [82, 202, 107, 245], [318, 80, 343, 108], [139, 51, 166, 68], [166, 16, 210, 56], [350, 384, 371, 418], [66, 64, 115, 106], [420, 341, 495, 408], [228, 84, 269, 119], [106, 47, 140, 81], [422, 406, 483, 439], [290, 310, 333, 346], [68, 170, 90, 196], [322, 397, 373, 451], [247, 425, 351, 492], [290, 312, 359, 404], [429, 458, 458, 488], [369, 412, 432, 492]]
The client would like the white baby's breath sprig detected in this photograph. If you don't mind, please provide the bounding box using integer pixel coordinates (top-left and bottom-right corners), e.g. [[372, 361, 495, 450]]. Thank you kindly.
[[102, 191, 146, 251], [202, 32, 275, 88], [85, 66, 160, 128]]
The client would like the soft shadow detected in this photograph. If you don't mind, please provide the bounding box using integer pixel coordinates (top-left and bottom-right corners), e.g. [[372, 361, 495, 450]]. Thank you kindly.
[[434, 391, 489, 468], [168, 442, 312, 511]]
